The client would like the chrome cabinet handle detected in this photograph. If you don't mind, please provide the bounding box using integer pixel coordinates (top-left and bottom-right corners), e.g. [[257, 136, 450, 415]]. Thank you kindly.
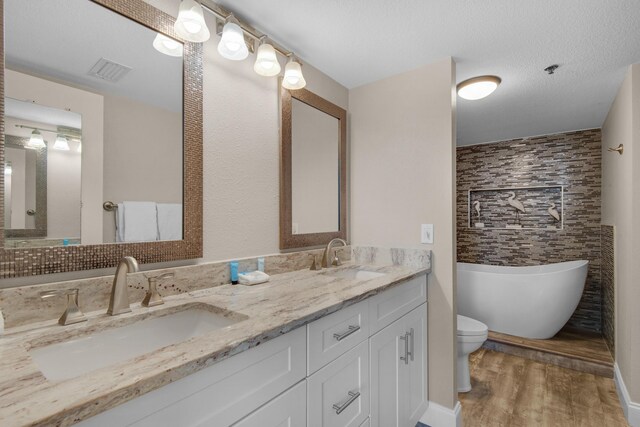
[[333, 325, 360, 341], [400, 332, 409, 364], [408, 328, 415, 362], [332, 391, 360, 415]]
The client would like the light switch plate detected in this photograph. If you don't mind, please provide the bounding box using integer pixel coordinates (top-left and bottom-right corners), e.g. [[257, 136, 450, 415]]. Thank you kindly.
[[421, 224, 434, 244]]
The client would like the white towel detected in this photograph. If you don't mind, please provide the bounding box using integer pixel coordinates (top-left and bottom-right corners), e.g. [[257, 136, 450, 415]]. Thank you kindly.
[[115, 203, 125, 242], [156, 203, 182, 241], [122, 201, 159, 242]]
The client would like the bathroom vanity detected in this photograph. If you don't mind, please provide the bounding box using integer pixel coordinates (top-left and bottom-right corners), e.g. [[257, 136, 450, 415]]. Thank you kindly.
[[0, 259, 429, 427]]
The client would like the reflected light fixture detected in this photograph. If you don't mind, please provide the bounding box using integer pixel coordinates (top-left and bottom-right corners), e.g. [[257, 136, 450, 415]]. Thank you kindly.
[[4, 162, 11, 176], [282, 56, 306, 90], [457, 76, 501, 100], [28, 130, 46, 149], [218, 14, 249, 61], [53, 134, 70, 151], [76, 140, 82, 153], [254, 37, 281, 76], [174, 0, 210, 43], [153, 33, 184, 57]]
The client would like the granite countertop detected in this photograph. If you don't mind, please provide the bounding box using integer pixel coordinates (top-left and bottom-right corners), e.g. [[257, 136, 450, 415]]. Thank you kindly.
[[0, 262, 430, 427]]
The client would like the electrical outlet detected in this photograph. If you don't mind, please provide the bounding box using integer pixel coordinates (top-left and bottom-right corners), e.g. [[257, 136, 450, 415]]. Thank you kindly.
[[421, 224, 434, 244]]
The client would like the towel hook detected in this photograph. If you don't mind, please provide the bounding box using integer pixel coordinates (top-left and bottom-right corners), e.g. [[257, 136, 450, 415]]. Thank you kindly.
[[607, 144, 624, 155]]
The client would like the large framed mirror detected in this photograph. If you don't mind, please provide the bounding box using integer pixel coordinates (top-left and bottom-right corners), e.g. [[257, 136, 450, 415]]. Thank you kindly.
[[0, 0, 203, 277], [280, 86, 347, 249]]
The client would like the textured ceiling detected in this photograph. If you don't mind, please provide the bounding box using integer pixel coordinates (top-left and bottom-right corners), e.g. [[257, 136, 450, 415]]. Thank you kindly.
[[6, 0, 183, 113], [211, 0, 640, 145]]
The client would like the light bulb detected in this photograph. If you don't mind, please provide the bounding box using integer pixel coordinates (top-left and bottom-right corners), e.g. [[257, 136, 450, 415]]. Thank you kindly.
[[217, 15, 248, 61], [174, 0, 210, 43], [254, 39, 281, 76], [457, 76, 501, 100], [282, 57, 306, 90], [28, 130, 46, 149], [53, 135, 70, 151], [153, 33, 184, 57]]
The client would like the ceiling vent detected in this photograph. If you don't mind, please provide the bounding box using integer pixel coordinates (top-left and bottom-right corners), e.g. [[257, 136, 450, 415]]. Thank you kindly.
[[88, 58, 132, 83]]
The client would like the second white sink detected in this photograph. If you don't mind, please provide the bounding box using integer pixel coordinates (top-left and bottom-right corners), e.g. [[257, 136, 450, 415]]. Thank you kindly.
[[326, 267, 386, 281], [29, 304, 247, 381]]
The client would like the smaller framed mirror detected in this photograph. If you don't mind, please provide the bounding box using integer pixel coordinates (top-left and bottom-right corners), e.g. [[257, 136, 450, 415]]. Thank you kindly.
[[280, 86, 347, 249]]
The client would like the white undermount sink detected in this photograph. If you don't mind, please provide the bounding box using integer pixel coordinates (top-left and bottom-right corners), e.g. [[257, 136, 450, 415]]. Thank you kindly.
[[325, 267, 386, 281], [28, 304, 247, 381]]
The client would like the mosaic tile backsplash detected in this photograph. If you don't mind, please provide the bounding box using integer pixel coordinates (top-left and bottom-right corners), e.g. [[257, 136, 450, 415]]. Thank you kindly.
[[457, 129, 602, 332]]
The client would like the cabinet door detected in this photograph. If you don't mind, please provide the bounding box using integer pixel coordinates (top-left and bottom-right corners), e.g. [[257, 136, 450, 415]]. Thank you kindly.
[[404, 304, 428, 426], [233, 381, 306, 427], [307, 341, 370, 427], [369, 316, 407, 427]]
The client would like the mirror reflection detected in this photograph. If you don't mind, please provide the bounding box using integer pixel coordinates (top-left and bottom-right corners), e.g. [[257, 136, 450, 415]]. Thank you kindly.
[[291, 98, 340, 234], [4, 0, 184, 248]]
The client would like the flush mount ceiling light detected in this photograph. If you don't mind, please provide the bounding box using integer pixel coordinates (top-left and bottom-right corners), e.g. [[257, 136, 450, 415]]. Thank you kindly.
[[282, 56, 306, 90], [28, 130, 46, 149], [153, 33, 184, 57], [53, 134, 70, 151], [174, 0, 210, 43], [218, 14, 249, 60], [254, 37, 281, 76], [457, 76, 501, 100]]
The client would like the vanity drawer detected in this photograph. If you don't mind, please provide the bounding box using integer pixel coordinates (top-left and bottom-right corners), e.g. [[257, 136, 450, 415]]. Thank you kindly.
[[77, 327, 306, 427], [307, 340, 370, 427], [307, 299, 369, 374], [233, 380, 307, 427], [368, 274, 427, 334]]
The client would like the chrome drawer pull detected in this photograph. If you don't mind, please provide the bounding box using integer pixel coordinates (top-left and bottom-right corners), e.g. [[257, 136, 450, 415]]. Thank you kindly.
[[333, 325, 360, 341], [408, 328, 415, 362], [332, 391, 360, 415], [400, 332, 409, 364]]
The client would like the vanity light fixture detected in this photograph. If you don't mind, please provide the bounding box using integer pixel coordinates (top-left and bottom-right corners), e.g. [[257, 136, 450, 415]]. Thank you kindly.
[[53, 134, 70, 151], [254, 37, 281, 76], [174, 0, 211, 43], [217, 14, 249, 60], [77, 141, 82, 153], [457, 75, 501, 100], [153, 33, 184, 57], [4, 162, 11, 176], [282, 56, 306, 90], [28, 130, 46, 149]]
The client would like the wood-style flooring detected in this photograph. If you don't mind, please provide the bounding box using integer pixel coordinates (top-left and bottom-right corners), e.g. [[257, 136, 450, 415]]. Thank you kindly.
[[459, 348, 629, 427], [485, 328, 614, 377]]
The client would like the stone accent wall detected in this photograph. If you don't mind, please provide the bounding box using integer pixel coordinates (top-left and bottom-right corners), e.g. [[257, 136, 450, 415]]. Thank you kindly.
[[457, 129, 602, 332], [601, 225, 615, 355]]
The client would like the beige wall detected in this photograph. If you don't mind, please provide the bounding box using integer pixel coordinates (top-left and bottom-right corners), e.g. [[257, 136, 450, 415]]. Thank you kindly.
[[5, 69, 104, 245], [602, 63, 640, 402], [349, 59, 457, 408], [102, 94, 182, 242], [291, 98, 340, 234]]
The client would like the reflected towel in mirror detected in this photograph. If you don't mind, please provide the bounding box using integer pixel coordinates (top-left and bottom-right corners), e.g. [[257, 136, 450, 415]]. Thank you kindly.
[[122, 201, 159, 242], [157, 203, 182, 241]]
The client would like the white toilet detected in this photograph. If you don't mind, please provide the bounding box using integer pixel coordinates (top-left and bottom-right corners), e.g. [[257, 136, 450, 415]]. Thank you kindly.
[[457, 314, 488, 392]]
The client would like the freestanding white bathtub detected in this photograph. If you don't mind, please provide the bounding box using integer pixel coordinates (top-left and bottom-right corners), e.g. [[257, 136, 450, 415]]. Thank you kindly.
[[457, 260, 589, 339]]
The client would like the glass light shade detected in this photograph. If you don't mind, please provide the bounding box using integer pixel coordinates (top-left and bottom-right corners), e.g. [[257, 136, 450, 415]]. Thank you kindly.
[[4, 163, 11, 176], [53, 135, 70, 151], [457, 76, 501, 100], [217, 20, 248, 60], [254, 41, 281, 76], [174, 0, 210, 43], [282, 58, 306, 90], [76, 141, 82, 153], [28, 130, 46, 149], [153, 33, 184, 57]]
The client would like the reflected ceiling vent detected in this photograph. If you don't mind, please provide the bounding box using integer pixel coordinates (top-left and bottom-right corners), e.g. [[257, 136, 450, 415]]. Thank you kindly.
[[88, 58, 132, 83]]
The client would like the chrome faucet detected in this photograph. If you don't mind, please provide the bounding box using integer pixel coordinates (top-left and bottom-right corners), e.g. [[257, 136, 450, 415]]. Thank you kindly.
[[321, 238, 347, 268], [107, 256, 139, 316]]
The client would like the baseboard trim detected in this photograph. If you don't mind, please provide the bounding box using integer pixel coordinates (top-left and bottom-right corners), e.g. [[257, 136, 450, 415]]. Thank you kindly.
[[419, 400, 462, 427], [614, 363, 640, 427]]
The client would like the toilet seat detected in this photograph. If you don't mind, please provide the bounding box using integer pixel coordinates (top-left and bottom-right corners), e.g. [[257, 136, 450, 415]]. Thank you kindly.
[[457, 315, 488, 337]]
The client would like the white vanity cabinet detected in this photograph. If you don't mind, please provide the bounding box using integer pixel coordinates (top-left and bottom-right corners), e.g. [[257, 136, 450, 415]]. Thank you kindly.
[[76, 274, 427, 427]]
